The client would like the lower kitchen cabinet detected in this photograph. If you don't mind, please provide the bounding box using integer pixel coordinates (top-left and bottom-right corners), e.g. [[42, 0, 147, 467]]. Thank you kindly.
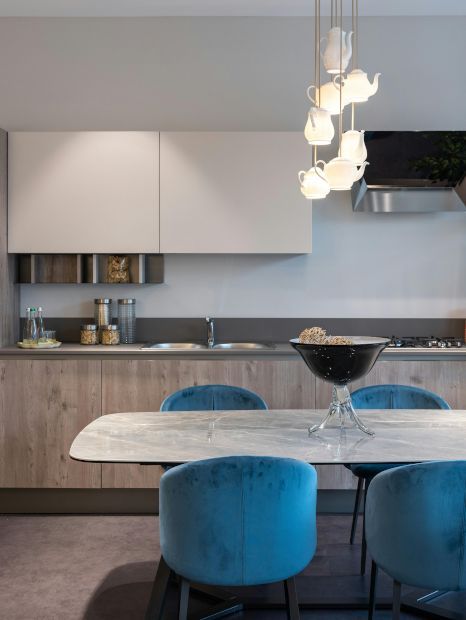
[[0, 360, 101, 488], [1, 357, 464, 491], [101, 359, 315, 488]]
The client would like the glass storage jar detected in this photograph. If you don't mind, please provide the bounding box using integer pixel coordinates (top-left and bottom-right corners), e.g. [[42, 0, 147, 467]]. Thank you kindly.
[[101, 324, 120, 345], [94, 299, 112, 328], [81, 324, 98, 345], [118, 298, 136, 344]]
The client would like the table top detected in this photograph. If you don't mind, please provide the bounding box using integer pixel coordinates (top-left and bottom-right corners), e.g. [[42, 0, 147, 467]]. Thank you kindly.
[[69, 409, 466, 465]]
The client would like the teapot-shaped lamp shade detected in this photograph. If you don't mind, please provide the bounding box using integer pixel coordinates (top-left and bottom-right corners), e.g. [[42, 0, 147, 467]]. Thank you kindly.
[[304, 107, 335, 146], [307, 82, 347, 117], [343, 69, 381, 103], [324, 157, 369, 191], [321, 27, 353, 74], [340, 130, 367, 165], [299, 163, 330, 200]]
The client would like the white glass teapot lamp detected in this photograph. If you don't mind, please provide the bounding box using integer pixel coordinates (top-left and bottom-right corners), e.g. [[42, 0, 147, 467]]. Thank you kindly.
[[307, 82, 347, 116], [324, 157, 369, 191], [304, 106, 335, 146], [340, 130, 367, 165], [320, 27, 353, 74], [340, 69, 381, 103], [298, 161, 331, 199]]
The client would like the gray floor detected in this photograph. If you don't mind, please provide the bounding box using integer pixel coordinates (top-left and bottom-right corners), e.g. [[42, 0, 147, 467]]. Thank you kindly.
[[0, 514, 421, 619]]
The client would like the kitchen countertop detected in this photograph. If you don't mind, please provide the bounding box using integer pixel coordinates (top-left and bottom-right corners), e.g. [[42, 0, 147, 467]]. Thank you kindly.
[[1, 343, 466, 360]]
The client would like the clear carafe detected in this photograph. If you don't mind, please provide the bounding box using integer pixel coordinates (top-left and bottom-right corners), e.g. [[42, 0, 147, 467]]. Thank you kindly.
[[37, 306, 46, 343], [23, 307, 39, 345]]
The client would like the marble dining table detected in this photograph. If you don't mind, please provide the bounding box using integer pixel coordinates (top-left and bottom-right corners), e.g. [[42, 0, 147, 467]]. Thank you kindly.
[[70, 409, 466, 620], [70, 408, 466, 465]]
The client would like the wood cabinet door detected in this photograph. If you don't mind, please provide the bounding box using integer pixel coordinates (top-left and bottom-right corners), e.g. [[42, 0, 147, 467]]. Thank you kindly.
[[314, 360, 466, 489], [8, 132, 160, 253], [160, 132, 312, 254], [101, 359, 315, 488], [0, 360, 101, 488]]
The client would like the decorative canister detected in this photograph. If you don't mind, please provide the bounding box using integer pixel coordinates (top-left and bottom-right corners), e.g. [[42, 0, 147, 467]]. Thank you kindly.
[[118, 299, 136, 344], [100, 324, 120, 346], [94, 299, 112, 327], [80, 324, 98, 345]]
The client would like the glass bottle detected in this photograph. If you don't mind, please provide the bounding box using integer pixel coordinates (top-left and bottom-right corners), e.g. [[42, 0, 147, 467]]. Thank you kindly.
[[23, 307, 38, 345], [37, 307, 46, 343]]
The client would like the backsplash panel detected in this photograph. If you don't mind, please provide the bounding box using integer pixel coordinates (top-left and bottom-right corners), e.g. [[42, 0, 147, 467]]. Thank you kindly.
[[20, 194, 466, 319]]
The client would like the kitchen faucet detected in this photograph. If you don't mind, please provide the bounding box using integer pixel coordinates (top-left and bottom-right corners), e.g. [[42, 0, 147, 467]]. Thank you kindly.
[[206, 316, 215, 348]]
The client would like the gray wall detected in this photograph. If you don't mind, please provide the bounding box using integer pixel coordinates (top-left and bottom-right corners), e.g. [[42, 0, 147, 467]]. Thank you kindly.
[[2, 17, 465, 319]]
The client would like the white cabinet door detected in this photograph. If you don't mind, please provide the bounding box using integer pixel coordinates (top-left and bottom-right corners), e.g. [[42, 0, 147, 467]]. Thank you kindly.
[[160, 132, 312, 254], [8, 132, 159, 254]]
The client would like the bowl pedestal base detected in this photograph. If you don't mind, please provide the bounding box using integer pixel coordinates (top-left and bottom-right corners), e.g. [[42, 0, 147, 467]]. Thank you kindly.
[[309, 385, 374, 436]]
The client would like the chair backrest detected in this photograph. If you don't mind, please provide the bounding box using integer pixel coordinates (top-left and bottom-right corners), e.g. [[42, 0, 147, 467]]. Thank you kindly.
[[351, 384, 450, 410], [160, 384, 268, 412], [160, 456, 317, 586], [366, 461, 466, 591]]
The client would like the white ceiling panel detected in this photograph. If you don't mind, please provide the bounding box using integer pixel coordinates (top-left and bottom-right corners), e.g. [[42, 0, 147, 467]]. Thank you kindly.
[[0, 0, 464, 17]]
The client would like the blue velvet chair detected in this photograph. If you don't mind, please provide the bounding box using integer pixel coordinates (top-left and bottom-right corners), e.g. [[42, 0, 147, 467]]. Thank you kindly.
[[160, 384, 268, 412], [365, 461, 466, 619], [157, 456, 317, 620], [346, 384, 450, 574]]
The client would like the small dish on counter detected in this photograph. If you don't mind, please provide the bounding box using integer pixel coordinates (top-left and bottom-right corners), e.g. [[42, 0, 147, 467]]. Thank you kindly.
[[17, 340, 62, 349]]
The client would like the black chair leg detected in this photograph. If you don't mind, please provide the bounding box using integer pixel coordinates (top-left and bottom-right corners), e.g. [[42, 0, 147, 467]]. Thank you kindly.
[[145, 555, 173, 620], [350, 477, 364, 544], [178, 578, 190, 620], [284, 577, 300, 620], [368, 561, 378, 620], [392, 580, 401, 620], [360, 478, 369, 575]]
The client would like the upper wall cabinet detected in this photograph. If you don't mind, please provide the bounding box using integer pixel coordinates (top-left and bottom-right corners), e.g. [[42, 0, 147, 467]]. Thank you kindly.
[[8, 132, 159, 254], [160, 132, 312, 254]]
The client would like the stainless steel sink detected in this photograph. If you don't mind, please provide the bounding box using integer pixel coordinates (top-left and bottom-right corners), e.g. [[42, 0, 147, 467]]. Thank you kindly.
[[213, 342, 275, 350], [140, 342, 207, 350], [140, 342, 275, 351]]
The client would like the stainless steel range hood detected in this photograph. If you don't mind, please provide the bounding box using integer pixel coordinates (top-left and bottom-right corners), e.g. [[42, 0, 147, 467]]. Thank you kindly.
[[352, 131, 466, 213]]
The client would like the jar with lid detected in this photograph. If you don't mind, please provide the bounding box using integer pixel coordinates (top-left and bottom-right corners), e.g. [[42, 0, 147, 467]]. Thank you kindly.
[[94, 299, 112, 327], [81, 324, 98, 345], [118, 299, 136, 344], [100, 324, 120, 345]]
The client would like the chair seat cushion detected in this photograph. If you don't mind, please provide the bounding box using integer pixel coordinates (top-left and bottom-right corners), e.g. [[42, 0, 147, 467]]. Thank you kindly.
[[349, 462, 406, 479]]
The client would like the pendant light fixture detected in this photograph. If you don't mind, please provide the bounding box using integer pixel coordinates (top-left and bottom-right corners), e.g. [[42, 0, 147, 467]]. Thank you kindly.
[[299, 0, 378, 199], [339, 0, 372, 165], [324, 0, 367, 191], [304, 0, 335, 144], [299, 0, 331, 200], [338, 0, 381, 103]]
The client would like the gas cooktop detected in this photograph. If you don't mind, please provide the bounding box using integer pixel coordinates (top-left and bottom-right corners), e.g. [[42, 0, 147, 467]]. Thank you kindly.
[[387, 336, 465, 349]]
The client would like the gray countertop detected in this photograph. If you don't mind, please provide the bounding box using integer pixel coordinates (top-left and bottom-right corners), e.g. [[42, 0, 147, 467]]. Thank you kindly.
[[1, 342, 466, 360]]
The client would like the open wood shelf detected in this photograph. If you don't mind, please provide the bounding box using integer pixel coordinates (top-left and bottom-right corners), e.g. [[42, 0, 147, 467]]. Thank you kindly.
[[17, 254, 164, 285]]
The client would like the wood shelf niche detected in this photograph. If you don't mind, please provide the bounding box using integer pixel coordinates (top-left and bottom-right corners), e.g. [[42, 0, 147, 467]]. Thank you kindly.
[[17, 254, 164, 285]]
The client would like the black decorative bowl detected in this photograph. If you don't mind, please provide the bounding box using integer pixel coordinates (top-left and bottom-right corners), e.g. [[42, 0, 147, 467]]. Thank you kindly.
[[290, 337, 390, 435]]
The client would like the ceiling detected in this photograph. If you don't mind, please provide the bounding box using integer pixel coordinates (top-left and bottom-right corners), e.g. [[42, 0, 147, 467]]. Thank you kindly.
[[0, 0, 464, 17]]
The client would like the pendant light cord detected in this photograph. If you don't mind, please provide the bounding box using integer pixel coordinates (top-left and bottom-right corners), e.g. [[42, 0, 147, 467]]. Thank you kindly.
[[317, 0, 321, 101], [338, 0, 343, 155], [312, 0, 322, 168]]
